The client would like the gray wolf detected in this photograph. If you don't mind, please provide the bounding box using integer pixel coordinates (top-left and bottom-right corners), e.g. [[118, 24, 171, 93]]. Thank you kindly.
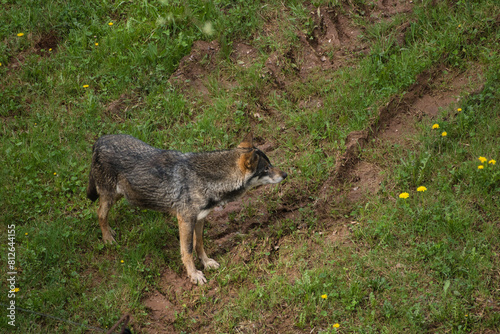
[[87, 133, 287, 284]]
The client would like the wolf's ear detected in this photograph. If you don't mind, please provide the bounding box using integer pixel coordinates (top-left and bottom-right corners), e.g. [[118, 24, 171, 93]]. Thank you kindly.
[[238, 133, 254, 149], [239, 150, 259, 172]]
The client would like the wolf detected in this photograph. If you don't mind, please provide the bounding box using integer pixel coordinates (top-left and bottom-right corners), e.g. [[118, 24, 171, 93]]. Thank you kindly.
[[87, 133, 287, 284]]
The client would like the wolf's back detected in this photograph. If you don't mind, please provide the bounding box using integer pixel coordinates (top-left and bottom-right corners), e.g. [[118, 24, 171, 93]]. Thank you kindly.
[[86, 135, 171, 203]]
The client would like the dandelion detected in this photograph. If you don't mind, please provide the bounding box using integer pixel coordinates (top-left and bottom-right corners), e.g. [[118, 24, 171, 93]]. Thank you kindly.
[[121, 260, 124, 263], [441, 131, 447, 137], [108, 22, 113, 26], [0, 63, 2, 66], [478, 156, 487, 163], [321, 294, 328, 299], [458, 24, 461, 28], [333, 323, 340, 328], [53, 172, 57, 175], [432, 124, 439, 129], [478, 165, 484, 170], [25, 233, 28, 236], [83, 84, 89, 88], [10, 288, 20, 293], [399, 192, 410, 199], [457, 108, 462, 112], [417, 186, 427, 192], [95, 43, 99, 46], [489, 159, 496, 165], [49, 48, 52, 52], [17, 33, 24, 37]]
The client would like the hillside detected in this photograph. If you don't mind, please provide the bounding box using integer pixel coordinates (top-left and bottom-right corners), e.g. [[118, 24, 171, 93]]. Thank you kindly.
[[1, 0, 499, 333]]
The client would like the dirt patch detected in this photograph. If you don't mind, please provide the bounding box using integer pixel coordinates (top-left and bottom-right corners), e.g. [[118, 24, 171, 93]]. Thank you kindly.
[[334, 130, 369, 183], [376, 66, 484, 144], [231, 42, 259, 68], [372, 66, 438, 136], [34, 31, 61, 55], [141, 268, 196, 334], [143, 292, 176, 323], [411, 69, 482, 118], [104, 93, 143, 122], [5, 31, 61, 72], [301, 6, 367, 74], [326, 223, 353, 244], [168, 40, 221, 97], [262, 2, 415, 82], [371, 0, 414, 20], [347, 161, 383, 202], [263, 5, 367, 83]]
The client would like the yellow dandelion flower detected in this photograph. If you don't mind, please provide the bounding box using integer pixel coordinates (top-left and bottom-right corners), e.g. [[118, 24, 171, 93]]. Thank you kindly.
[[25, 233, 28, 236], [53, 172, 57, 175], [49, 48, 52, 52], [417, 186, 427, 192], [95, 42, 99, 46], [17, 33, 24, 37], [399, 192, 410, 199], [0, 63, 2, 66], [333, 323, 340, 328], [478, 165, 484, 170], [83, 84, 89, 88], [488, 159, 496, 165], [458, 24, 461, 28], [11, 288, 20, 292], [457, 108, 462, 112], [121, 260, 124, 263], [108, 22, 113, 26], [321, 294, 327, 299], [478, 156, 487, 163], [432, 124, 439, 129], [441, 131, 447, 137]]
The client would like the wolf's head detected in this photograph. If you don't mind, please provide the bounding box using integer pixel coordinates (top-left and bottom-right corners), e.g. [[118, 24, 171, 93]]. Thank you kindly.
[[237, 133, 287, 188]]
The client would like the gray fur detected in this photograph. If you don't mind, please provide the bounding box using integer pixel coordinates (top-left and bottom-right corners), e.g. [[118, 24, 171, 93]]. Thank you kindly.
[[87, 134, 287, 284]]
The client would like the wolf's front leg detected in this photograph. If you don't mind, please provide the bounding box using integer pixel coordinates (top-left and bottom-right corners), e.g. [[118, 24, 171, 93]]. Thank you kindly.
[[177, 214, 207, 285], [194, 219, 220, 270]]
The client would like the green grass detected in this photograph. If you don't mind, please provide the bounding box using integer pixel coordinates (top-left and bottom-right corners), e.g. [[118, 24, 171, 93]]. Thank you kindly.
[[1, 0, 499, 333]]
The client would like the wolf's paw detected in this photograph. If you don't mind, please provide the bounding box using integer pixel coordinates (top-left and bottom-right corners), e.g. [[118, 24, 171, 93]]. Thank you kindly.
[[102, 234, 116, 244], [189, 270, 207, 285], [203, 258, 220, 270]]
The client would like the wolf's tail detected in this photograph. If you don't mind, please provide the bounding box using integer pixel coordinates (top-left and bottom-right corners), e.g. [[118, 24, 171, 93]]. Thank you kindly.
[[87, 170, 99, 202]]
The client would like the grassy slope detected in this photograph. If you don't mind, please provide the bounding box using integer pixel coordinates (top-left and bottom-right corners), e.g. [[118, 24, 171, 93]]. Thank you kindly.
[[1, 0, 499, 333]]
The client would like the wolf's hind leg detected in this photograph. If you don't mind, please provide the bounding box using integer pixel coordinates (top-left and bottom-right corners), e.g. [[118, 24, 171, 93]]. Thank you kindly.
[[194, 219, 220, 270], [98, 195, 116, 244]]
